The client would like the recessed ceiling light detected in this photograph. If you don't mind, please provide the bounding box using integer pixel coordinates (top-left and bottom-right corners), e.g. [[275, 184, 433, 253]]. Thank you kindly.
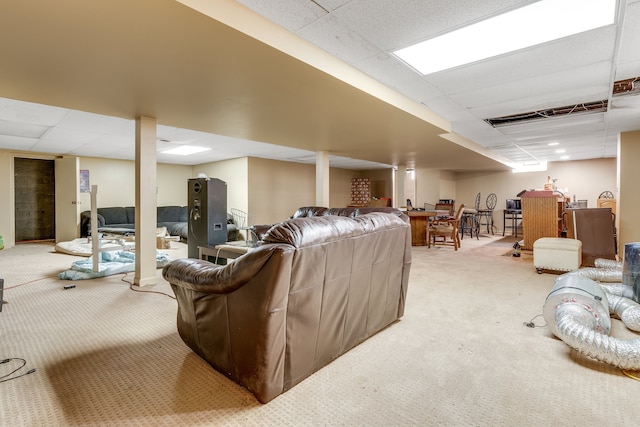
[[560, 155, 570, 160], [393, 0, 616, 75], [161, 145, 211, 155], [555, 149, 566, 154], [548, 142, 560, 146]]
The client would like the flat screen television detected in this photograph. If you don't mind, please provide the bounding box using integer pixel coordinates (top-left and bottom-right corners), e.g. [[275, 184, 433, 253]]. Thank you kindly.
[[506, 199, 521, 210]]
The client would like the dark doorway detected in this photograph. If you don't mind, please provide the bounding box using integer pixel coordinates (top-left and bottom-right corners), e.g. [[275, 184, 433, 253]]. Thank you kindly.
[[14, 158, 56, 241]]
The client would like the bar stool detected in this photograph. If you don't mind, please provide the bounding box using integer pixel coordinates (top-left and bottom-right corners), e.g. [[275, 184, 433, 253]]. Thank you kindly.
[[503, 199, 522, 237], [477, 193, 497, 235], [460, 193, 480, 239]]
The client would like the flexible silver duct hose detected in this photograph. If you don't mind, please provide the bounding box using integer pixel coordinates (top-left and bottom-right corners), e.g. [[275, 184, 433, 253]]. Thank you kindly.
[[543, 274, 610, 339], [606, 294, 640, 332], [555, 312, 640, 370], [544, 274, 640, 370], [567, 267, 622, 282], [600, 283, 635, 299], [543, 243, 640, 369], [595, 258, 623, 270]]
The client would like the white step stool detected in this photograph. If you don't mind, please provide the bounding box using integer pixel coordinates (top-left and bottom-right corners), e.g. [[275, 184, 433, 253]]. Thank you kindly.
[[533, 237, 582, 273]]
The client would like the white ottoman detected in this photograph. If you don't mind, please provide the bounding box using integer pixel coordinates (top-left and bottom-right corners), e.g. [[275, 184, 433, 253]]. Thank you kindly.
[[533, 237, 582, 273]]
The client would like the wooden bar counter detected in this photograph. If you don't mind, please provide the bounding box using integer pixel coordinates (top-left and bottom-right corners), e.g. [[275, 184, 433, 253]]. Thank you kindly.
[[520, 190, 565, 250]]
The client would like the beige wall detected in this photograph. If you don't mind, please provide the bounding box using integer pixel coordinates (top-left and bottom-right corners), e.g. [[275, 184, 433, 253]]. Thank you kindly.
[[455, 158, 617, 232], [439, 171, 457, 202], [0, 151, 13, 247], [415, 169, 441, 208], [619, 131, 640, 253], [248, 158, 314, 225], [247, 157, 366, 225], [364, 169, 394, 199], [0, 147, 622, 249], [330, 167, 356, 208], [77, 157, 193, 208], [244, 157, 378, 225], [194, 157, 249, 219], [413, 169, 457, 208]]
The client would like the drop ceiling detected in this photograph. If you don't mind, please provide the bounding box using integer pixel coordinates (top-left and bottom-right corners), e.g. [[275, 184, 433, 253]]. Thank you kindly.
[[0, 0, 638, 171]]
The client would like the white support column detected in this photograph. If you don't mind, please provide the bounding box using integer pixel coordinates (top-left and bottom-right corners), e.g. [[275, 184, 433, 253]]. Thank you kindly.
[[316, 151, 330, 207], [395, 165, 407, 208], [618, 131, 640, 253], [134, 116, 158, 286]]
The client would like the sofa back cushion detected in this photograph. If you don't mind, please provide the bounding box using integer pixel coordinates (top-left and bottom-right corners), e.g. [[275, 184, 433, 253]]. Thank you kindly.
[[158, 205, 187, 222], [290, 206, 406, 222], [290, 206, 329, 218], [262, 215, 365, 247], [260, 212, 411, 390], [125, 207, 135, 223], [97, 207, 130, 225]]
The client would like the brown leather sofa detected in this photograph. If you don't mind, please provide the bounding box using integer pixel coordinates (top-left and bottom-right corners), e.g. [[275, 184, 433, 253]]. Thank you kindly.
[[252, 205, 404, 241], [162, 207, 412, 403]]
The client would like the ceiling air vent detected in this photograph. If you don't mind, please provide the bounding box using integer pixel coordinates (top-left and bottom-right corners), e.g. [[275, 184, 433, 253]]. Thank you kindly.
[[612, 76, 640, 96], [484, 100, 608, 127], [485, 76, 640, 128]]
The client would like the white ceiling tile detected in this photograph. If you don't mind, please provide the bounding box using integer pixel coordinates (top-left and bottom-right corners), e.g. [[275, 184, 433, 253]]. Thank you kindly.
[[29, 139, 83, 154], [236, 0, 326, 31], [617, 2, 640, 66], [0, 120, 49, 138], [89, 133, 134, 150], [351, 53, 426, 88], [40, 127, 103, 144], [451, 61, 612, 112], [0, 134, 39, 150], [0, 98, 69, 126], [331, 0, 534, 51], [55, 110, 130, 134], [297, 14, 382, 63], [315, 0, 351, 11]]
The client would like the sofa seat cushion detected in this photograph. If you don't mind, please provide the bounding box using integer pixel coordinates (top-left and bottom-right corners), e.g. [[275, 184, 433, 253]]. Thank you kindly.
[[161, 222, 188, 239]]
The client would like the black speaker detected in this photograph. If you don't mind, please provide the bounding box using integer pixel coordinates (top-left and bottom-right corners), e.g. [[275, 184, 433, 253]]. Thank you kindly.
[[0, 278, 4, 313], [187, 178, 228, 258]]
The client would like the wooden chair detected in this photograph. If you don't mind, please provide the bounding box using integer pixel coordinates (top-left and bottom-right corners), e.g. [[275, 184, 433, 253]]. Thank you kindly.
[[427, 204, 466, 250], [596, 190, 616, 215], [434, 202, 455, 218]]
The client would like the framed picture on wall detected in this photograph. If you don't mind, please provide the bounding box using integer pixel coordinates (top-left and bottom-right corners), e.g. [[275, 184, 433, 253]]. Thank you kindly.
[[80, 169, 90, 193]]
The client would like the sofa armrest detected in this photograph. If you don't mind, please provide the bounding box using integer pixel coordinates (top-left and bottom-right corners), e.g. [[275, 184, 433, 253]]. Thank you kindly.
[[96, 213, 106, 227], [162, 245, 277, 294]]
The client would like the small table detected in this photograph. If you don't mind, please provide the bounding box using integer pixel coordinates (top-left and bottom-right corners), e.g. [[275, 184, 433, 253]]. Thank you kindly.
[[199, 241, 254, 264]]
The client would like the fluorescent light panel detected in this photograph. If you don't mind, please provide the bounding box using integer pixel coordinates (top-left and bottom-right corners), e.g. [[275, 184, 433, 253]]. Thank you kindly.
[[512, 161, 548, 173], [393, 0, 616, 75], [161, 145, 211, 155]]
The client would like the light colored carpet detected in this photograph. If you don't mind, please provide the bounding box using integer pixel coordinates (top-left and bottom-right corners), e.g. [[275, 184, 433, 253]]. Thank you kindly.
[[1, 235, 638, 426]]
